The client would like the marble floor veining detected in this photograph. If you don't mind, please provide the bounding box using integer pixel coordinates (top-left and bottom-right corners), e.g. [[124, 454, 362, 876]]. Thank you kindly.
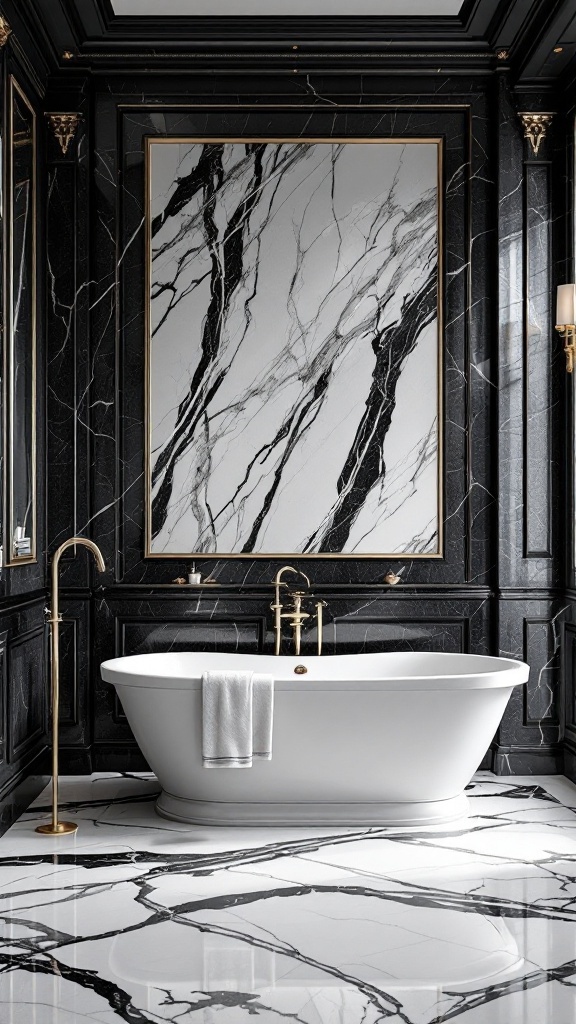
[[1, 774, 576, 1022]]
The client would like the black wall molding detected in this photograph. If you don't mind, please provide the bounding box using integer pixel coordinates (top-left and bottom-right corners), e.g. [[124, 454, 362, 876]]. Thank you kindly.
[[12, 0, 574, 91]]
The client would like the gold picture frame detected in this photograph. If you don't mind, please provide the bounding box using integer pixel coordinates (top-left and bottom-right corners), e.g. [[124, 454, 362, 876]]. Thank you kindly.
[[144, 136, 443, 560]]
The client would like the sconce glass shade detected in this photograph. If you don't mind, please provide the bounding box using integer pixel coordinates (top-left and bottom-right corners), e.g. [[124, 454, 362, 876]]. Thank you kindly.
[[556, 283, 576, 326]]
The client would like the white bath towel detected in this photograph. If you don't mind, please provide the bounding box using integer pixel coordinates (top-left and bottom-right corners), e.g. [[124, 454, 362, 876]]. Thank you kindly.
[[252, 674, 274, 762], [202, 671, 274, 768]]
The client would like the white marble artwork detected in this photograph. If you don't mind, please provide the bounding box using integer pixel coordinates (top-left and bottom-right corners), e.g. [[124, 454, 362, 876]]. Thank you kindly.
[[148, 140, 440, 555], [2, 772, 576, 1022]]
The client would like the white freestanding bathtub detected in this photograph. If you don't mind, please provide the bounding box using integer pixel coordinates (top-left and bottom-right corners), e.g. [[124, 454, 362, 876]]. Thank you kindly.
[[100, 651, 528, 827]]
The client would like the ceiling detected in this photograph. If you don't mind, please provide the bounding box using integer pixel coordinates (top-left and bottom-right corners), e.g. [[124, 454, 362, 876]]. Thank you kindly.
[[5, 0, 576, 92], [111, 0, 464, 13]]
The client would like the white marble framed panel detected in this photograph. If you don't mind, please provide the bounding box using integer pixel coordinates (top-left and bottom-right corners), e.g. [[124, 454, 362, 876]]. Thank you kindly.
[[145, 138, 442, 558]]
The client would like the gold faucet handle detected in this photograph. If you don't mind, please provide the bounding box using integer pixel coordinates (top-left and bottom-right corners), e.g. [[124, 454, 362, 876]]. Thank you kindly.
[[288, 592, 310, 616]]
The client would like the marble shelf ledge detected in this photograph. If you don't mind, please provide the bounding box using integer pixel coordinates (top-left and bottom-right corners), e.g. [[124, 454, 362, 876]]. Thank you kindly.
[[94, 584, 495, 601]]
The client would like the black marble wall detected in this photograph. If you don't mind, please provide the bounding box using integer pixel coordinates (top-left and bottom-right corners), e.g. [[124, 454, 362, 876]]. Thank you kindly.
[[0, 31, 49, 827], [39, 67, 564, 779], [495, 73, 564, 774], [558, 73, 576, 785]]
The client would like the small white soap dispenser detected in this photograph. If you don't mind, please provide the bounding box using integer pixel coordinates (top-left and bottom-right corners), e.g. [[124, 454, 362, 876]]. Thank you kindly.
[[188, 563, 202, 585]]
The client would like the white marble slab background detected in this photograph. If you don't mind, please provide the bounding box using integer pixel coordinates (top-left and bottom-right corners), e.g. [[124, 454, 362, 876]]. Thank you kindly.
[[148, 140, 440, 556]]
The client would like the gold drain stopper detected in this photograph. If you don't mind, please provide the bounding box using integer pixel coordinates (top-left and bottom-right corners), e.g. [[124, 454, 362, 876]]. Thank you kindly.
[[294, 664, 308, 675]]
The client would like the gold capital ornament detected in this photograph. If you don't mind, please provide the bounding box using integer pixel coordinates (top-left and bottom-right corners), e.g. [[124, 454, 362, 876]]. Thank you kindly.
[[46, 113, 81, 156], [518, 112, 554, 157]]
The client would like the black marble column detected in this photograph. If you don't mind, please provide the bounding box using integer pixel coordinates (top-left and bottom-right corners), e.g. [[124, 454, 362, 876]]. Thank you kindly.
[[495, 74, 563, 774]]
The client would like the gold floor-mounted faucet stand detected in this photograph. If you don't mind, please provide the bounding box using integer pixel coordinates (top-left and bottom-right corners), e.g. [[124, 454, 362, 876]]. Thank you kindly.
[[36, 537, 106, 837], [271, 566, 326, 656]]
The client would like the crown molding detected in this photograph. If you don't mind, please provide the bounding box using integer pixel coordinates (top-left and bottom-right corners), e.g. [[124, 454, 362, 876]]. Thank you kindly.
[[14, 0, 576, 85]]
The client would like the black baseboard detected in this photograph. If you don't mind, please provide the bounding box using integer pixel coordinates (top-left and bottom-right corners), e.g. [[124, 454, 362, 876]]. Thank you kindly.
[[0, 752, 50, 836], [562, 741, 576, 785], [492, 744, 564, 776]]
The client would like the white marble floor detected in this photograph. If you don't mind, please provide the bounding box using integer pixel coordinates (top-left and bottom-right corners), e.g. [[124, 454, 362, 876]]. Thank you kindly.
[[1, 773, 576, 1023]]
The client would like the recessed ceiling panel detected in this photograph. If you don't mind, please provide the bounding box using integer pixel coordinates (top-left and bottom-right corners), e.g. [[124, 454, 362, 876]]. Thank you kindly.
[[112, 0, 463, 15]]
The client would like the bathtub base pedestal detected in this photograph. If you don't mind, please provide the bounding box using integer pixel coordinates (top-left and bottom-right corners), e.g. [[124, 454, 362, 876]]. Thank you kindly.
[[155, 790, 469, 827]]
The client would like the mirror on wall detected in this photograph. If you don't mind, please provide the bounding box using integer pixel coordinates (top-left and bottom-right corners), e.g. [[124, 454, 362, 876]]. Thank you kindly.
[[145, 138, 443, 559], [5, 76, 36, 565]]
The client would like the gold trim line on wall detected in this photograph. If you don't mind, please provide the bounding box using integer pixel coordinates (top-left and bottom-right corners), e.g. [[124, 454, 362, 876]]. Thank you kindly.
[[61, 50, 494, 61], [518, 112, 555, 157], [45, 113, 82, 156], [144, 136, 444, 560]]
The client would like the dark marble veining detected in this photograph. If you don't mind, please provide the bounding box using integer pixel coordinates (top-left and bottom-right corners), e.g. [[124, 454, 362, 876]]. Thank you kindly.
[[2, 772, 576, 1022]]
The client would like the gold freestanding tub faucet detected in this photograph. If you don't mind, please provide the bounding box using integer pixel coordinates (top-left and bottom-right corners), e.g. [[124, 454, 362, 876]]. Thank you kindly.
[[36, 537, 106, 836]]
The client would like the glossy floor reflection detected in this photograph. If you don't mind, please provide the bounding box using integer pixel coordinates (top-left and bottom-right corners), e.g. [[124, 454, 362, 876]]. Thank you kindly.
[[1, 774, 576, 1022]]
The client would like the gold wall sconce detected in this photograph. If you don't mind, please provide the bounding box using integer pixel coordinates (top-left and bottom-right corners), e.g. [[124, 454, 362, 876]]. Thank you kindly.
[[556, 284, 576, 373]]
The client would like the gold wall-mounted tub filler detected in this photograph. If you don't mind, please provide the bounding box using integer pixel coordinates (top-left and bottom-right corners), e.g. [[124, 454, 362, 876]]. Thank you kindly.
[[271, 566, 327, 656]]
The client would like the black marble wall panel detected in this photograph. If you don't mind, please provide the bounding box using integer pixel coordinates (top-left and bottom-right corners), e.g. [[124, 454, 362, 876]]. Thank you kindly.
[[7, 625, 45, 763], [0, 599, 48, 806], [46, 81, 91, 590], [0, 48, 47, 601], [46, 162, 82, 553], [524, 162, 554, 558], [121, 619, 264, 657], [331, 618, 467, 654], [0, 38, 49, 821], [561, 607, 576, 782], [497, 73, 561, 590], [43, 70, 564, 778], [0, 630, 7, 766], [495, 597, 565, 774], [81, 79, 493, 590], [558, 76, 576, 787], [57, 596, 90, 750]]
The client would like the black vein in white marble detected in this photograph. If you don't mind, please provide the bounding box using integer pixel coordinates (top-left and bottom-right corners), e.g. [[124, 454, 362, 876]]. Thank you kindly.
[[2, 773, 576, 1023]]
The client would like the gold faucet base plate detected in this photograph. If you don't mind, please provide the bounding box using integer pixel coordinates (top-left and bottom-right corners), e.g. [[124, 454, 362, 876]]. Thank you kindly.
[[35, 821, 78, 836]]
